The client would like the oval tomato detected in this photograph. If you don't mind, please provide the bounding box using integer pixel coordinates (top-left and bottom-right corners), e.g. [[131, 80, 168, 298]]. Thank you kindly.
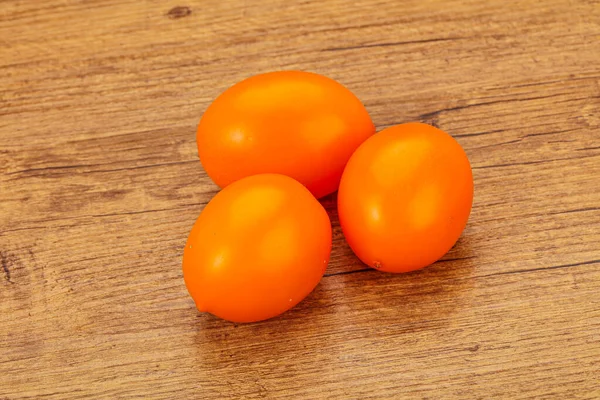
[[183, 174, 332, 323], [197, 71, 375, 198], [338, 123, 473, 273]]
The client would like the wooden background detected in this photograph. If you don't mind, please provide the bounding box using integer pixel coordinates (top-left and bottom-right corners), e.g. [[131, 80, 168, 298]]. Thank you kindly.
[[1, 0, 599, 398]]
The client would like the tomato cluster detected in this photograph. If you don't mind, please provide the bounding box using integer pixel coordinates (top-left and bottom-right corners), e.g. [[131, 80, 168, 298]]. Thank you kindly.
[[183, 71, 473, 323]]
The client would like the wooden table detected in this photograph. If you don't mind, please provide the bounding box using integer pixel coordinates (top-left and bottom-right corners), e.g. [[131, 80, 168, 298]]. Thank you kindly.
[[1, 0, 599, 398]]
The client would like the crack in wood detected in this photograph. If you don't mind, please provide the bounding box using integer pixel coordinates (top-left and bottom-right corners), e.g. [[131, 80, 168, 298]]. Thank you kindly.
[[480, 259, 600, 278], [323, 37, 464, 52]]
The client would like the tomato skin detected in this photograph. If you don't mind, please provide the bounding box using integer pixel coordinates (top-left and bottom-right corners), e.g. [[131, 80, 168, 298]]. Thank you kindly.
[[338, 123, 473, 273], [183, 174, 332, 323], [197, 71, 375, 199]]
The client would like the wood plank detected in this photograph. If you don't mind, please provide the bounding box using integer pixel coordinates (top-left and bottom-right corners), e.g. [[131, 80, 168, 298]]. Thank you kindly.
[[1, 0, 599, 398]]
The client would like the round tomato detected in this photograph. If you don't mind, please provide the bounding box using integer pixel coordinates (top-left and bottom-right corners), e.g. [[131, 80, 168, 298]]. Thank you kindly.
[[197, 71, 375, 199], [338, 123, 473, 273], [183, 174, 332, 323]]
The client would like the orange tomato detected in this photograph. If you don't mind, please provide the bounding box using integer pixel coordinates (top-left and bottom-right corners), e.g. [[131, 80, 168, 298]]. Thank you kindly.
[[197, 71, 375, 199], [338, 123, 473, 273], [183, 174, 332, 323]]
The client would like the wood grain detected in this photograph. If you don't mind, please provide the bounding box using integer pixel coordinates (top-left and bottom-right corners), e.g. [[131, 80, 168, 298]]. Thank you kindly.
[[1, 0, 599, 398]]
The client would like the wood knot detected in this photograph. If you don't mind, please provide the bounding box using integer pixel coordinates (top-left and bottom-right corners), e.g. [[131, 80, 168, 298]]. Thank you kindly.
[[467, 344, 480, 352], [167, 6, 192, 19]]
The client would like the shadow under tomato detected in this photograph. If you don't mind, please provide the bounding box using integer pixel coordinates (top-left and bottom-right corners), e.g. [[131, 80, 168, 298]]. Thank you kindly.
[[319, 191, 368, 276]]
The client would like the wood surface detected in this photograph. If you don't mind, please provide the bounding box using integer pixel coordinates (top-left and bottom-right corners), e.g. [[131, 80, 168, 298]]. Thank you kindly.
[[1, 0, 600, 398]]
